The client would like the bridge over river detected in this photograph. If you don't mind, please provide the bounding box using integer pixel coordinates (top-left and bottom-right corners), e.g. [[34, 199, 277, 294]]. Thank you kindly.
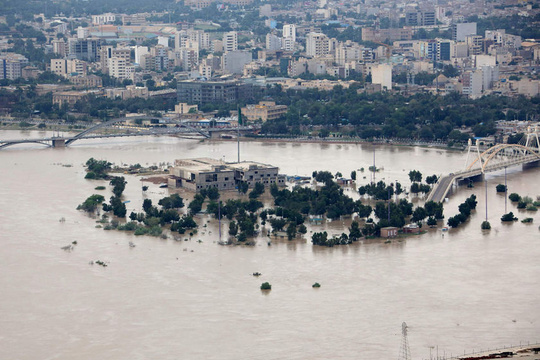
[[0, 116, 257, 149], [427, 127, 540, 203]]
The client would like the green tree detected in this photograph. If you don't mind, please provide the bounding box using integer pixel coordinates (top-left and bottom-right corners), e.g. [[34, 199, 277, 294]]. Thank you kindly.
[[110, 176, 127, 197], [207, 187, 220, 201], [286, 222, 297, 240], [77, 194, 105, 212], [408, 170, 422, 183], [229, 221, 238, 236]]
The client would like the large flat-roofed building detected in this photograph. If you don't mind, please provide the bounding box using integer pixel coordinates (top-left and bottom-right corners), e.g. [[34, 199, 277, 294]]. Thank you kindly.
[[241, 101, 288, 122], [177, 80, 253, 104], [169, 158, 285, 191], [169, 158, 236, 191], [227, 162, 286, 187]]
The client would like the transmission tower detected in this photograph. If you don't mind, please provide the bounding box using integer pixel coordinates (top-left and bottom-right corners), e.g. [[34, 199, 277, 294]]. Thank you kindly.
[[398, 322, 411, 360]]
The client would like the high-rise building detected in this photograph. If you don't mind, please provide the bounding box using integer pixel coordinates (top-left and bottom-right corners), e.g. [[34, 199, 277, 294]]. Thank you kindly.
[[100, 46, 130, 73], [223, 31, 238, 52], [50, 59, 87, 77], [77, 26, 89, 39], [177, 80, 253, 104], [91, 13, 116, 25], [222, 51, 252, 74], [266, 33, 282, 51], [371, 63, 393, 90], [306, 32, 329, 57], [405, 10, 436, 26], [68, 38, 101, 61], [0, 54, 29, 80], [452, 23, 477, 41], [134, 46, 149, 65], [108, 57, 129, 79], [282, 24, 296, 43], [462, 70, 483, 97], [52, 39, 67, 57]]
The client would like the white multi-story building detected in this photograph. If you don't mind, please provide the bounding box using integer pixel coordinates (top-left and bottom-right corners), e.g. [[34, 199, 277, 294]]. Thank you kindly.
[[100, 46, 131, 73], [222, 50, 252, 74], [52, 39, 67, 57], [282, 37, 295, 52], [92, 13, 116, 25], [336, 41, 362, 65], [282, 24, 296, 42], [452, 22, 477, 42], [266, 33, 282, 51], [223, 31, 238, 52], [306, 32, 329, 58], [0, 54, 29, 80], [176, 30, 210, 50], [134, 46, 149, 65], [199, 64, 212, 79], [462, 70, 483, 97], [108, 57, 128, 79], [371, 63, 392, 90], [76, 26, 89, 39]]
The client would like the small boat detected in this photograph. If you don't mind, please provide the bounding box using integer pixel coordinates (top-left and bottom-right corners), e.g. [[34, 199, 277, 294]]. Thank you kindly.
[[159, 183, 168, 188]]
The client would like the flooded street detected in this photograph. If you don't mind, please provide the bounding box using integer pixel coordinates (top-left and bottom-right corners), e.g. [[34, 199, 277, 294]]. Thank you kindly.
[[1, 130, 539, 360]]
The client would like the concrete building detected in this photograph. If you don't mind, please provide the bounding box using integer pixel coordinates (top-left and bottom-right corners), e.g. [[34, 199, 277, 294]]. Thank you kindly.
[[71, 75, 103, 88], [177, 80, 253, 104], [92, 13, 116, 25], [362, 27, 413, 42], [282, 24, 296, 43], [169, 158, 285, 192], [462, 70, 483, 97], [475, 55, 496, 68], [222, 50, 252, 74], [405, 10, 436, 26], [223, 31, 238, 52], [371, 63, 393, 90], [76, 26, 89, 39], [282, 37, 295, 52], [175, 103, 198, 114], [108, 57, 134, 80], [100, 46, 131, 73], [306, 32, 329, 57], [52, 39, 67, 57], [134, 46, 149, 65], [105, 86, 149, 100], [50, 59, 87, 77], [241, 101, 288, 122], [452, 22, 477, 42], [266, 33, 282, 51], [466, 35, 484, 56], [0, 54, 29, 80], [169, 158, 236, 191], [53, 91, 90, 107], [67, 38, 101, 61], [199, 63, 212, 79]]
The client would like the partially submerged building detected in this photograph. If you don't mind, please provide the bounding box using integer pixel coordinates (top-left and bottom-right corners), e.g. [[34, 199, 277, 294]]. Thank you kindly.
[[169, 158, 285, 191]]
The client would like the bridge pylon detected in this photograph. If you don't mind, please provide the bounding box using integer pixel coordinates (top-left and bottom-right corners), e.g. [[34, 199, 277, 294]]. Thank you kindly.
[[464, 139, 485, 174], [523, 124, 540, 150]]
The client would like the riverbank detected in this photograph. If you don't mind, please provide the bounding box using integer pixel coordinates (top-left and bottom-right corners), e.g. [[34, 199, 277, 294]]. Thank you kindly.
[[207, 134, 469, 153]]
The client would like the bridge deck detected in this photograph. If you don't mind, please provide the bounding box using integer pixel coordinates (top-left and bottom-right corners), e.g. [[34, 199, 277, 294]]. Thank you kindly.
[[427, 154, 540, 203]]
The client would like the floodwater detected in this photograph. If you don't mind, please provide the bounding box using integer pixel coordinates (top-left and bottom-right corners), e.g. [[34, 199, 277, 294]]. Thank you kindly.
[[0, 130, 539, 360]]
